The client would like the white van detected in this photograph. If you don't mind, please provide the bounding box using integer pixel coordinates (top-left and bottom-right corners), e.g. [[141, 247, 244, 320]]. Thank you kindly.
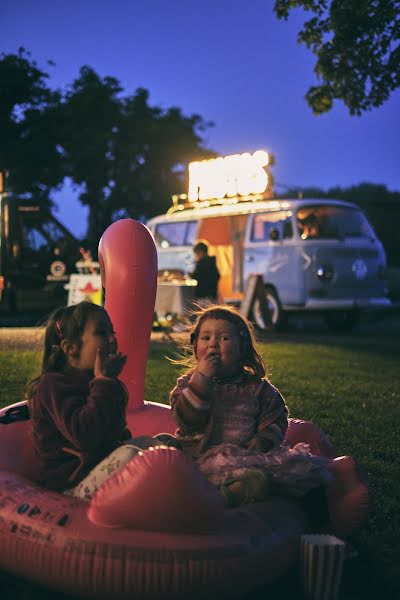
[[147, 196, 391, 331]]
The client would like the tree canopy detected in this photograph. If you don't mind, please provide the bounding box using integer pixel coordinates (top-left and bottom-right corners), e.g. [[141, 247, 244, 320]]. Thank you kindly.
[[0, 48, 64, 202], [274, 0, 400, 115], [0, 50, 213, 249]]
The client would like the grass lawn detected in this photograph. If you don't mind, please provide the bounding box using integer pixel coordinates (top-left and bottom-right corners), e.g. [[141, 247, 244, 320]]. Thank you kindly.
[[0, 325, 399, 599]]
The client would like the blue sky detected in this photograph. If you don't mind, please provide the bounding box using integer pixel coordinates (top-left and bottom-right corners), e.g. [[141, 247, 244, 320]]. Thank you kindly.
[[3, 0, 399, 238]]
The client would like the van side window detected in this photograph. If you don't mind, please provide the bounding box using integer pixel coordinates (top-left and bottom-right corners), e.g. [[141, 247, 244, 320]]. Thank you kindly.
[[154, 221, 197, 247], [251, 211, 293, 242]]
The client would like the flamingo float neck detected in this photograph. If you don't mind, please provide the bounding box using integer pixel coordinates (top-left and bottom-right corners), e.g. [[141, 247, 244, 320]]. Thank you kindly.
[[98, 219, 158, 411]]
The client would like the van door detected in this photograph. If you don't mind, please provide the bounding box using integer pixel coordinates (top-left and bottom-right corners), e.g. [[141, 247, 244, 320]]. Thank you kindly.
[[243, 210, 305, 306], [197, 215, 247, 301]]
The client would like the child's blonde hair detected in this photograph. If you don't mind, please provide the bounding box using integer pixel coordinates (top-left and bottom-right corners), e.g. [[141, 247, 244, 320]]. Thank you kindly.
[[183, 304, 266, 378]]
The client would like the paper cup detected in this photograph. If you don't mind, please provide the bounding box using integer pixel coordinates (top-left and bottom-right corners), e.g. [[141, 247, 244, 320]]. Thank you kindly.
[[300, 534, 346, 600]]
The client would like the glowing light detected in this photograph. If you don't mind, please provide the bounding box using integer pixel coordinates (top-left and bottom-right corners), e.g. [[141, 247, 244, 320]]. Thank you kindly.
[[188, 150, 270, 201]]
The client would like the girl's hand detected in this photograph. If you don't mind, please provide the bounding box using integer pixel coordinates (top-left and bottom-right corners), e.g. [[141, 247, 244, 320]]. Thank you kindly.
[[94, 348, 127, 378], [197, 352, 220, 378]]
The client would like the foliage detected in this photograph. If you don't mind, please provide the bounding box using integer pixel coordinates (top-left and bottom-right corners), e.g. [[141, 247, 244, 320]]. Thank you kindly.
[[0, 48, 64, 203], [274, 1, 400, 114], [0, 51, 213, 250], [58, 66, 124, 246]]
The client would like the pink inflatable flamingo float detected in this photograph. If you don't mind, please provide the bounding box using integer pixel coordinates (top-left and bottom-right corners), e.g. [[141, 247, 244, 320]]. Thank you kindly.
[[0, 219, 370, 599], [98, 217, 175, 435]]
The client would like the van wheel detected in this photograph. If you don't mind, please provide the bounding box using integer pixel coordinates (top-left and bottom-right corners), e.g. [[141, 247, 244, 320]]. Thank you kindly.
[[251, 287, 284, 332], [324, 311, 360, 332]]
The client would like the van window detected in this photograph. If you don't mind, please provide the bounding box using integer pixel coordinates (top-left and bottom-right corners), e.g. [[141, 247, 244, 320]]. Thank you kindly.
[[154, 221, 197, 248], [297, 205, 374, 240], [251, 211, 293, 242]]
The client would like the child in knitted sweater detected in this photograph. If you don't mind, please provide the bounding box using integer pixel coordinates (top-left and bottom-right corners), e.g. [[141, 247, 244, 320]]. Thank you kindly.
[[170, 305, 332, 506]]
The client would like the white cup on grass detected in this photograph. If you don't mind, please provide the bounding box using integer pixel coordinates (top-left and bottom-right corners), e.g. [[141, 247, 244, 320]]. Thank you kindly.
[[300, 534, 346, 600]]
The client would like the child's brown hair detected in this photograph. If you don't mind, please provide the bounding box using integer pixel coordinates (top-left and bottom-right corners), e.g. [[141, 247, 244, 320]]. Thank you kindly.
[[25, 302, 105, 403]]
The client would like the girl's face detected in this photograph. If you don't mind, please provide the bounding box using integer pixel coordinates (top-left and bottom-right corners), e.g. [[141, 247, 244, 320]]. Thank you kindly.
[[68, 310, 117, 371], [195, 318, 241, 377]]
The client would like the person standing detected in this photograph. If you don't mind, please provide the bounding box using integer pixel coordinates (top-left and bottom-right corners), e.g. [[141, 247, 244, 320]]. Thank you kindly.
[[191, 242, 220, 303]]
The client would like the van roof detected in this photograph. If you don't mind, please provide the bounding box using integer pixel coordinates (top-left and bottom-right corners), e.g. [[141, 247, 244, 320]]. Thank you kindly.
[[147, 197, 360, 224]]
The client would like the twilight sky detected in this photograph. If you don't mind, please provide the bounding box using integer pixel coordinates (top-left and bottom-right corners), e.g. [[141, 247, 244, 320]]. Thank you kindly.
[[3, 0, 399, 239]]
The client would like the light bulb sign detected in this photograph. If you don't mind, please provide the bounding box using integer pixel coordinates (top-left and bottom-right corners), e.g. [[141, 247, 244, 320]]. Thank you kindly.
[[188, 150, 270, 201]]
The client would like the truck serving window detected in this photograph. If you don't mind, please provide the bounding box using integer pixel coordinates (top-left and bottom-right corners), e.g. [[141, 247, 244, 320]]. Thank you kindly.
[[20, 213, 76, 255], [251, 211, 293, 242], [297, 205, 375, 240], [154, 221, 197, 248]]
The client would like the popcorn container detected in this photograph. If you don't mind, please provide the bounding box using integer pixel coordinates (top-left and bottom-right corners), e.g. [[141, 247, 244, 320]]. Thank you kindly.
[[300, 534, 346, 600]]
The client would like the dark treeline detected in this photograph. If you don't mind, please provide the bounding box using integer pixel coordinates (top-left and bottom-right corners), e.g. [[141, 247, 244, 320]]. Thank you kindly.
[[0, 49, 214, 251]]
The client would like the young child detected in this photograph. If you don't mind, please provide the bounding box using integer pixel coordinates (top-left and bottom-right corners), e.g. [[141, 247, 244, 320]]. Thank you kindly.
[[27, 301, 175, 500], [170, 305, 332, 507]]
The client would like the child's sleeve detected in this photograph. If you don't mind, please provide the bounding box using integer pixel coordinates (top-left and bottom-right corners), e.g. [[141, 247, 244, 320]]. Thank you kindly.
[[45, 375, 129, 452], [248, 380, 289, 452], [169, 371, 211, 434]]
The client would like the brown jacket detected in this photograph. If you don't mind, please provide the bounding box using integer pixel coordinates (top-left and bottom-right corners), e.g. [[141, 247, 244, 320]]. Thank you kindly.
[[30, 370, 131, 491]]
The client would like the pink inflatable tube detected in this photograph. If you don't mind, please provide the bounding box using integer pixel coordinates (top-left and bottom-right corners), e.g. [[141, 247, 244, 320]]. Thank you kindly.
[[0, 219, 370, 598]]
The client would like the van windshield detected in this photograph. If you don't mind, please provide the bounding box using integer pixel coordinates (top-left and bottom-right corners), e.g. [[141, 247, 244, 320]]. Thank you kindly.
[[297, 205, 374, 240]]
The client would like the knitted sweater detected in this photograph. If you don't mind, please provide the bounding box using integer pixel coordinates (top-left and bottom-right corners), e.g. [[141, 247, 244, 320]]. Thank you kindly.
[[170, 370, 288, 458], [30, 370, 131, 491]]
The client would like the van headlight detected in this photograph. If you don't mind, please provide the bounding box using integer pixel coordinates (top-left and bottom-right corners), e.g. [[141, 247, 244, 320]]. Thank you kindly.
[[316, 264, 334, 282]]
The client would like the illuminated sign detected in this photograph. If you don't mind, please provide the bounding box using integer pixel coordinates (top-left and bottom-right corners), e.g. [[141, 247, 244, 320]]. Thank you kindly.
[[188, 150, 270, 201]]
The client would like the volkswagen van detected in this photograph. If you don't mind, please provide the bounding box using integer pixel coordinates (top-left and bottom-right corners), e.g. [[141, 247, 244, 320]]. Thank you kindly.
[[147, 196, 390, 331]]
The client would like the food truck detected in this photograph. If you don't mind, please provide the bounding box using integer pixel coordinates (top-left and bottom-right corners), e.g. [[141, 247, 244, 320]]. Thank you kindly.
[[147, 151, 391, 331], [0, 192, 81, 316]]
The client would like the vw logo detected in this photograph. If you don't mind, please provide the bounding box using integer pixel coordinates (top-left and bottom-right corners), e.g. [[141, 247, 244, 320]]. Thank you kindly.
[[352, 259, 367, 280]]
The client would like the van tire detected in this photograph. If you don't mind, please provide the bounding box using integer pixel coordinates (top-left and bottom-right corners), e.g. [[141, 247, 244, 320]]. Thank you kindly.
[[251, 287, 284, 332], [324, 311, 360, 332]]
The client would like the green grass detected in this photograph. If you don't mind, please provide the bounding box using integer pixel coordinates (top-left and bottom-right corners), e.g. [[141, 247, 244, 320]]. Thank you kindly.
[[1, 331, 400, 599]]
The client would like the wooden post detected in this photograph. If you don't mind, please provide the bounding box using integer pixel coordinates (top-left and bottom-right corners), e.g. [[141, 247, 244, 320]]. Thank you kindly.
[[240, 274, 270, 326]]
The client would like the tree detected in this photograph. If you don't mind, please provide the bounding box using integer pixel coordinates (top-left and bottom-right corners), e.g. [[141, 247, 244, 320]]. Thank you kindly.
[[0, 48, 65, 202], [0, 52, 213, 249], [59, 66, 123, 246], [62, 77, 213, 250], [110, 89, 213, 222], [274, 1, 400, 115]]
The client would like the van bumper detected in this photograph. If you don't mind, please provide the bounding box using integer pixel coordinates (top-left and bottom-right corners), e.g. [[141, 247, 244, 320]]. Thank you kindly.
[[285, 298, 392, 311]]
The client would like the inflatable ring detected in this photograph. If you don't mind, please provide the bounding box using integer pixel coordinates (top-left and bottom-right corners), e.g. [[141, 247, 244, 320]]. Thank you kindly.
[[0, 219, 370, 598]]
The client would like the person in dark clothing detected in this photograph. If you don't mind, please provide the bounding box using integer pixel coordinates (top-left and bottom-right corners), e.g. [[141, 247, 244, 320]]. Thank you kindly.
[[191, 242, 220, 302]]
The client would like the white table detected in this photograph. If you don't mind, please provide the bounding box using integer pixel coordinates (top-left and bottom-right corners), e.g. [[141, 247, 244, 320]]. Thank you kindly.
[[155, 282, 195, 316]]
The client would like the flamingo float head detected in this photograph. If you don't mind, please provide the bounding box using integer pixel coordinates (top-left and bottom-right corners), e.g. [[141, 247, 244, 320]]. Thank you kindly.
[[98, 219, 158, 410]]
